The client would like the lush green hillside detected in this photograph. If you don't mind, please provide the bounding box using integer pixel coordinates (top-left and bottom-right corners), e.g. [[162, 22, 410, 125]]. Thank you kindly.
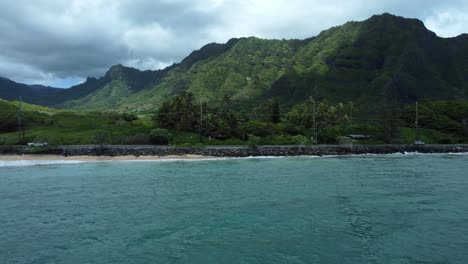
[[2, 13, 467, 114], [270, 14, 468, 111], [55, 13, 468, 113], [0, 99, 153, 145]]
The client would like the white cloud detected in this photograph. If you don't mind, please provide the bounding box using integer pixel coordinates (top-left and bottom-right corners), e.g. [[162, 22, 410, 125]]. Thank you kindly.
[[124, 58, 173, 71], [425, 10, 468, 37]]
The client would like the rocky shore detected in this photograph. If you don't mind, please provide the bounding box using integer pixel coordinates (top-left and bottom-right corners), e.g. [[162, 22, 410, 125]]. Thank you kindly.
[[1, 144, 468, 157]]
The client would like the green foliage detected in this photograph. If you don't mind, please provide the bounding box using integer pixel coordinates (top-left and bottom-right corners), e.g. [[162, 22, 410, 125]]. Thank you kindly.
[[33, 136, 62, 146], [247, 134, 261, 147], [149, 128, 172, 145], [154, 92, 198, 131], [94, 132, 110, 145], [0, 136, 6, 145], [155, 92, 246, 140], [291, 135, 308, 145], [287, 97, 350, 131], [379, 105, 404, 143], [319, 127, 342, 144], [120, 133, 151, 145], [170, 131, 201, 146], [401, 101, 468, 135], [0, 99, 20, 132], [241, 120, 279, 137], [271, 99, 281, 124], [256, 135, 309, 145]]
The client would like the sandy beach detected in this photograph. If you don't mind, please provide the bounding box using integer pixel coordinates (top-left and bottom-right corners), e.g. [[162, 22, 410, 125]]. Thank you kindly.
[[0, 154, 213, 161]]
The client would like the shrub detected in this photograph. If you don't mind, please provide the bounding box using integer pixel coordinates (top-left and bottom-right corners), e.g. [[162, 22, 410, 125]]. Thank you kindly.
[[33, 136, 62, 146], [247, 134, 261, 147], [319, 127, 342, 144], [149, 128, 172, 145], [121, 133, 151, 145], [242, 121, 276, 137], [121, 113, 138, 122], [291, 135, 308, 145], [94, 132, 109, 145], [437, 137, 454, 144]]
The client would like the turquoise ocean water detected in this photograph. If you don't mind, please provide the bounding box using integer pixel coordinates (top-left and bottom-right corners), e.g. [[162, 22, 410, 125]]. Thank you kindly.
[[1, 154, 468, 263]]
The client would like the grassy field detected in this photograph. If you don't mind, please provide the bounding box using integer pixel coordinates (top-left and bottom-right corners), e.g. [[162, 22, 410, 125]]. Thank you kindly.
[[0, 99, 153, 145]]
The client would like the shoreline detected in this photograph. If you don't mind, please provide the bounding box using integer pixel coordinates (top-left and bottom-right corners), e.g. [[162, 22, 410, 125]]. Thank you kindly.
[[1, 152, 468, 163], [0, 154, 212, 161]]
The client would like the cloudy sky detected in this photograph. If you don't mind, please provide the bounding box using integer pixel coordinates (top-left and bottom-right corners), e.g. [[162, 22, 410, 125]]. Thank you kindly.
[[1, 0, 467, 88]]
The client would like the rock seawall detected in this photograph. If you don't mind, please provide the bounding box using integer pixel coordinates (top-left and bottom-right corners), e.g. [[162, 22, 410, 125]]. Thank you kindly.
[[1, 144, 468, 157]]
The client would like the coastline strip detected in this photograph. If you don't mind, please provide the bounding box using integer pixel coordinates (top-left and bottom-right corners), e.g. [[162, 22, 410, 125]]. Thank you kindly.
[[0, 154, 212, 161]]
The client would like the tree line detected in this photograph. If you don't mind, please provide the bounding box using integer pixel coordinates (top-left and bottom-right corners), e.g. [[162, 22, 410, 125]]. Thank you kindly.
[[153, 91, 356, 144]]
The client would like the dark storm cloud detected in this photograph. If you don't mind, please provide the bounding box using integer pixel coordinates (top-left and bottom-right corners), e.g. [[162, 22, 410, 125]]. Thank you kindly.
[[0, 0, 467, 87], [0, 1, 129, 84]]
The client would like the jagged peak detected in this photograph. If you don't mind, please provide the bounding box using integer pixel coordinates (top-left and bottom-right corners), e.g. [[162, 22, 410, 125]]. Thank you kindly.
[[105, 66, 123, 80], [104, 64, 138, 81], [109, 63, 125, 69], [364, 13, 427, 29]]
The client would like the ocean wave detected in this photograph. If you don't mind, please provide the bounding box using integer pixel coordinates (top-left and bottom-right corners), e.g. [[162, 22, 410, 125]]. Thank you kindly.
[[0, 160, 85, 167], [117, 157, 230, 163], [2, 152, 467, 167]]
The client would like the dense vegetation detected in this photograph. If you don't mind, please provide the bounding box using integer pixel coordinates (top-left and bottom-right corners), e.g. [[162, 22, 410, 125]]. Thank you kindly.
[[1, 96, 467, 145], [0, 99, 152, 145], [1, 14, 468, 145]]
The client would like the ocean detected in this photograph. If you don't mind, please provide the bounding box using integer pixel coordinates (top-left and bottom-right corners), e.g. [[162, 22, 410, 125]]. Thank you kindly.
[[1, 154, 468, 263]]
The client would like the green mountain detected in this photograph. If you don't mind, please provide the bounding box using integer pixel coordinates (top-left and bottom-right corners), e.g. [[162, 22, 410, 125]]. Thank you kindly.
[[1, 13, 468, 113], [269, 14, 468, 109]]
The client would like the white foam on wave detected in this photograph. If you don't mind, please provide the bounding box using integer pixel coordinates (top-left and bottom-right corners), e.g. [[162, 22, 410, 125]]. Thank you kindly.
[[0, 160, 85, 167], [447, 152, 468, 155], [0, 157, 234, 167], [2, 152, 467, 167], [117, 157, 230, 163], [245, 156, 287, 159]]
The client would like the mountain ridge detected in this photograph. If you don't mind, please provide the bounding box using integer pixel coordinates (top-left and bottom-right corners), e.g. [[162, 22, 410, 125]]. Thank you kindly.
[[1, 13, 467, 112]]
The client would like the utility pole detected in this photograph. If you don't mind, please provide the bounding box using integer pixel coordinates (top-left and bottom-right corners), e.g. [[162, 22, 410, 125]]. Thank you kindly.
[[18, 96, 24, 141], [415, 101, 420, 142], [311, 97, 318, 145], [314, 82, 319, 144], [199, 98, 203, 143], [313, 100, 318, 144]]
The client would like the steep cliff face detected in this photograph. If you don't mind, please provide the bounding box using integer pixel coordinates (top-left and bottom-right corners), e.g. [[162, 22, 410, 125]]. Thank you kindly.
[[1, 13, 468, 112], [63, 14, 468, 112]]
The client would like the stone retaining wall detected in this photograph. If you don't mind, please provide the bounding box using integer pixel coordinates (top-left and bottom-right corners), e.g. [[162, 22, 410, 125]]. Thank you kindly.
[[2, 144, 468, 157]]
